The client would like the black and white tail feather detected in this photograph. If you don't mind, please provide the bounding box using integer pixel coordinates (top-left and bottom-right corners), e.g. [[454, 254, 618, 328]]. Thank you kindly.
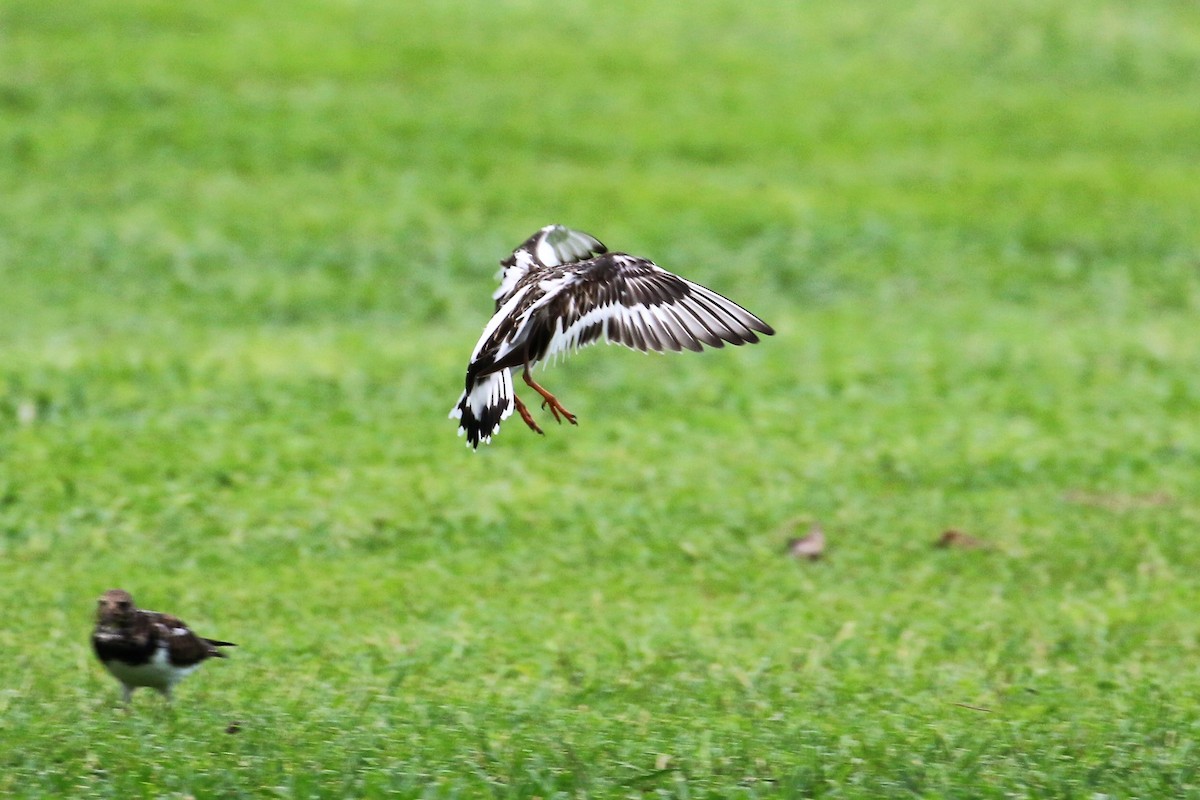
[[451, 225, 607, 446], [451, 224, 774, 448]]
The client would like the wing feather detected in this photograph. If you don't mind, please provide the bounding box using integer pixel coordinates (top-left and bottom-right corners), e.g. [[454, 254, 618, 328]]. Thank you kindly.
[[660, 304, 705, 352], [456, 230, 775, 447], [494, 225, 607, 306], [525, 253, 773, 363]]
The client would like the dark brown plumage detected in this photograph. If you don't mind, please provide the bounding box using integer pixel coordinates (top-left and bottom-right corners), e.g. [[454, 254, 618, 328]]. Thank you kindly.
[[91, 589, 235, 704]]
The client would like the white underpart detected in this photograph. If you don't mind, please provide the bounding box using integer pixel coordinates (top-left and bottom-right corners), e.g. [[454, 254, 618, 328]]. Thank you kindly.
[[103, 645, 197, 695]]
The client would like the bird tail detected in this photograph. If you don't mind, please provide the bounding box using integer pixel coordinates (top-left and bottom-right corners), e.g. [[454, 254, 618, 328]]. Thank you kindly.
[[449, 369, 514, 449], [205, 638, 236, 658]]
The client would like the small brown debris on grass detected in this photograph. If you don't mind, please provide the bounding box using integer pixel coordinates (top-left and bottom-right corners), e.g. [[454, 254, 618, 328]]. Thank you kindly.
[[935, 529, 989, 550], [785, 523, 826, 560], [951, 702, 993, 713]]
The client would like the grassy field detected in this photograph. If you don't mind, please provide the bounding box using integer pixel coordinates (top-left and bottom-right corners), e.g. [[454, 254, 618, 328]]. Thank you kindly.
[[3, 0, 1200, 796]]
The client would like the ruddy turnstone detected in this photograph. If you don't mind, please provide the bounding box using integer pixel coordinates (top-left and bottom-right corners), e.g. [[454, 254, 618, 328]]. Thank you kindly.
[[91, 589, 235, 704], [451, 224, 775, 447]]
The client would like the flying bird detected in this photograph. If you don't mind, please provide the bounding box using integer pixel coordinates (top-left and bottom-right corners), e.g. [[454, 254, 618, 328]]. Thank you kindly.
[[450, 225, 775, 447], [91, 589, 235, 704]]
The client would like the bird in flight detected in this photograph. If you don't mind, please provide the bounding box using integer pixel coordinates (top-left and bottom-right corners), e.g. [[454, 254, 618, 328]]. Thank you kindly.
[[451, 225, 775, 448], [91, 589, 235, 705]]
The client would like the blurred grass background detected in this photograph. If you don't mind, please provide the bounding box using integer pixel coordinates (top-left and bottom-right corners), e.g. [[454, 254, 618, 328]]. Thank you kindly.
[[2, 0, 1200, 796]]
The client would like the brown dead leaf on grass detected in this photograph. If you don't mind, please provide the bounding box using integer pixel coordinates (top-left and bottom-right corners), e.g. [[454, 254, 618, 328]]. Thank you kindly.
[[934, 529, 990, 550], [784, 523, 826, 561]]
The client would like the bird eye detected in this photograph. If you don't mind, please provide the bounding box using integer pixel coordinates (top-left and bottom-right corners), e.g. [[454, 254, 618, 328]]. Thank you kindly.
[[118, 601, 131, 610]]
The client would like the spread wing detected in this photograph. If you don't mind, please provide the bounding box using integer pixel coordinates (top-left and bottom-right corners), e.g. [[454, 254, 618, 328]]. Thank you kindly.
[[529, 253, 776, 362], [493, 225, 607, 308]]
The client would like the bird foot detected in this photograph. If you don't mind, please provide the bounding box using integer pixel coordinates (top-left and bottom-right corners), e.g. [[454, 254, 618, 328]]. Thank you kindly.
[[513, 395, 544, 435], [521, 367, 577, 426], [540, 395, 578, 425]]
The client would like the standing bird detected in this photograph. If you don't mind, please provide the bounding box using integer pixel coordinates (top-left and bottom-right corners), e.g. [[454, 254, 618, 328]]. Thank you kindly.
[[91, 589, 235, 704], [451, 225, 775, 447]]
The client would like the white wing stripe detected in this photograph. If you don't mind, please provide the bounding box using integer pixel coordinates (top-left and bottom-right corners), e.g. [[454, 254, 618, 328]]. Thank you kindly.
[[544, 302, 620, 361]]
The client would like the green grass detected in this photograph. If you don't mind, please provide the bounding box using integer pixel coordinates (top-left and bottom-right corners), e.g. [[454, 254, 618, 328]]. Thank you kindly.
[[3, 0, 1200, 796]]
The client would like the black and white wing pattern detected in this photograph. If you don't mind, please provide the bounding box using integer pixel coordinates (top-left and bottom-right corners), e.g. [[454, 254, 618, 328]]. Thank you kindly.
[[452, 225, 608, 447], [493, 224, 607, 308], [452, 227, 775, 449], [92, 588, 235, 703], [501, 252, 775, 364]]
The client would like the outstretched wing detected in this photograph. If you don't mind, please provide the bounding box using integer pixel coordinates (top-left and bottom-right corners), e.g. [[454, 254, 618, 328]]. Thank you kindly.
[[493, 225, 607, 307], [528, 253, 776, 364]]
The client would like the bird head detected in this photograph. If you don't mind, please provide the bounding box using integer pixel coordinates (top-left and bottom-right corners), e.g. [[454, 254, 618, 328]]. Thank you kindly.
[[96, 589, 137, 627]]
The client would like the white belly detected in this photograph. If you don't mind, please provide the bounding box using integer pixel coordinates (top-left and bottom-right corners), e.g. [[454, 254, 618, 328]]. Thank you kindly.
[[103, 646, 197, 692]]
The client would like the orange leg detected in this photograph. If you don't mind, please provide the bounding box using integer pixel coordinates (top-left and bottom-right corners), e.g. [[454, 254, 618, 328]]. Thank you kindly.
[[512, 393, 544, 435], [522, 365, 578, 426]]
